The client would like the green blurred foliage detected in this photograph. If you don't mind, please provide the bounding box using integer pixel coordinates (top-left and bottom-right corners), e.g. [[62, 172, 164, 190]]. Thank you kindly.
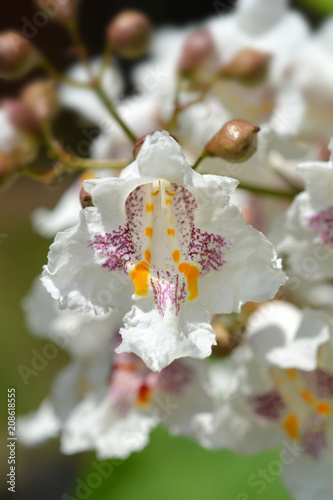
[[296, 0, 333, 15]]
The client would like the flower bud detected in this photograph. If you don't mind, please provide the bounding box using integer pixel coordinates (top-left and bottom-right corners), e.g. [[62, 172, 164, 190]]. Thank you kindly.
[[220, 48, 271, 86], [21, 79, 58, 121], [80, 186, 94, 208], [2, 98, 40, 134], [205, 119, 260, 163], [0, 31, 40, 79], [106, 10, 152, 59], [178, 29, 216, 75], [36, 0, 78, 23]]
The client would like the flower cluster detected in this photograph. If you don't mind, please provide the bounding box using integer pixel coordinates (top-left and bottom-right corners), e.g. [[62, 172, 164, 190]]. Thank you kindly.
[[1, 0, 332, 499]]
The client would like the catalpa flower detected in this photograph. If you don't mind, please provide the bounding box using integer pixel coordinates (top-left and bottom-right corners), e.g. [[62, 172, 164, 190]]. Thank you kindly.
[[270, 143, 333, 281], [42, 131, 286, 371], [61, 338, 214, 459], [197, 300, 333, 500]]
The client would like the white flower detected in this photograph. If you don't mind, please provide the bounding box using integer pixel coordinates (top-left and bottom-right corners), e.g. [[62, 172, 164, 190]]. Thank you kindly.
[[270, 145, 333, 281], [287, 17, 333, 140], [31, 170, 115, 238], [197, 300, 333, 500], [42, 131, 286, 371], [22, 276, 123, 358], [59, 57, 124, 127], [60, 344, 214, 459]]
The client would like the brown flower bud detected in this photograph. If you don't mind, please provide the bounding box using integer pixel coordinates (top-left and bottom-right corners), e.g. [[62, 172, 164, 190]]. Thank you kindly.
[[205, 119, 260, 163], [107, 10, 152, 59], [2, 98, 40, 134], [21, 79, 58, 121], [36, 0, 78, 23], [80, 186, 94, 208], [178, 29, 216, 75], [0, 31, 40, 79], [220, 48, 271, 86]]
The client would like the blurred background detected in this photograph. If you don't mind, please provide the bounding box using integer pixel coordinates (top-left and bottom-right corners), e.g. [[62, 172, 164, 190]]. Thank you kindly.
[[0, 0, 332, 499]]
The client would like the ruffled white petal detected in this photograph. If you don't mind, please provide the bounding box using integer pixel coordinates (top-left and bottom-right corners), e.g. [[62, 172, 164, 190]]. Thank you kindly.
[[117, 300, 216, 372], [17, 399, 61, 446]]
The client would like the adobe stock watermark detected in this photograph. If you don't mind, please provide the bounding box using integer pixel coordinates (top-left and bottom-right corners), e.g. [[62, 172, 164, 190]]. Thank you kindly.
[[16, 322, 79, 386], [235, 439, 303, 500], [21, 0, 73, 40], [61, 457, 123, 500]]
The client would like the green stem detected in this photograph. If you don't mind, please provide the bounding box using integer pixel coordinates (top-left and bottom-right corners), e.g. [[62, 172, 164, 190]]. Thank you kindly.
[[94, 83, 137, 143], [237, 182, 300, 200]]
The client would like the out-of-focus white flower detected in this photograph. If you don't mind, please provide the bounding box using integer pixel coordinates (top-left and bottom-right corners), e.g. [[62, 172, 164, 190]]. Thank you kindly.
[[22, 276, 123, 359], [196, 300, 333, 500], [42, 131, 286, 371], [31, 170, 115, 238], [59, 57, 124, 127], [270, 144, 333, 281], [60, 342, 214, 459], [287, 17, 333, 140]]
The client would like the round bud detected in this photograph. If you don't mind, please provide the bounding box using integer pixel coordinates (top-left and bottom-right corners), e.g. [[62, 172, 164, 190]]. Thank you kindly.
[[21, 79, 58, 121], [0, 31, 40, 79], [220, 48, 271, 86], [178, 29, 216, 75], [2, 98, 40, 134], [80, 186, 94, 208], [106, 10, 152, 59], [36, 0, 78, 22], [205, 119, 260, 163]]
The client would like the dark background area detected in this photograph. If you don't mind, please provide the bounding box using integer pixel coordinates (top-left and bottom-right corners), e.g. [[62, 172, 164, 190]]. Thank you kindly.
[[0, 0, 326, 97]]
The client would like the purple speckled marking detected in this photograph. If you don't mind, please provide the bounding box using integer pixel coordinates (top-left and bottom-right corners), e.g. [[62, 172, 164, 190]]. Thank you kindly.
[[150, 269, 187, 316], [249, 389, 286, 420], [302, 368, 333, 400], [309, 206, 333, 246], [109, 349, 194, 416], [90, 182, 230, 315], [301, 414, 328, 458]]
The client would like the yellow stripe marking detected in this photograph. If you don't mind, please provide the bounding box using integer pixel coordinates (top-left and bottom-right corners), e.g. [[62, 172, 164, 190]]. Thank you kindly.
[[145, 249, 151, 263], [167, 229, 175, 237], [166, 199, 172, 205], [146, 227, 153, 237], [146, 203, 154, 212], [300, 389, 315, 405], [172, 250, 180, 263], [129, 261, 150, 296], [317, 402, 331, 415], [283, 413, 299, 439], [178, 263, 200, 301]]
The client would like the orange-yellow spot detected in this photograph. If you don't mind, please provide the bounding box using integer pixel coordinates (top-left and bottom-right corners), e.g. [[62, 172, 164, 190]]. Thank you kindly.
[[145, 249, 151, 263], [178, 263, 200, 301], [283, 413, 299, 439], [136, 383, 152, 406], [167, 228, 175, 237], [146, 203, 154, 212], [129, 261, 150, 296], [317, 402, 331, 415], [172, 250, 180, 263], [286, 368, 298, 380], [300, 389, 315, 405], [146, 227, 153, 237], [166, 199, 172, 205]]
